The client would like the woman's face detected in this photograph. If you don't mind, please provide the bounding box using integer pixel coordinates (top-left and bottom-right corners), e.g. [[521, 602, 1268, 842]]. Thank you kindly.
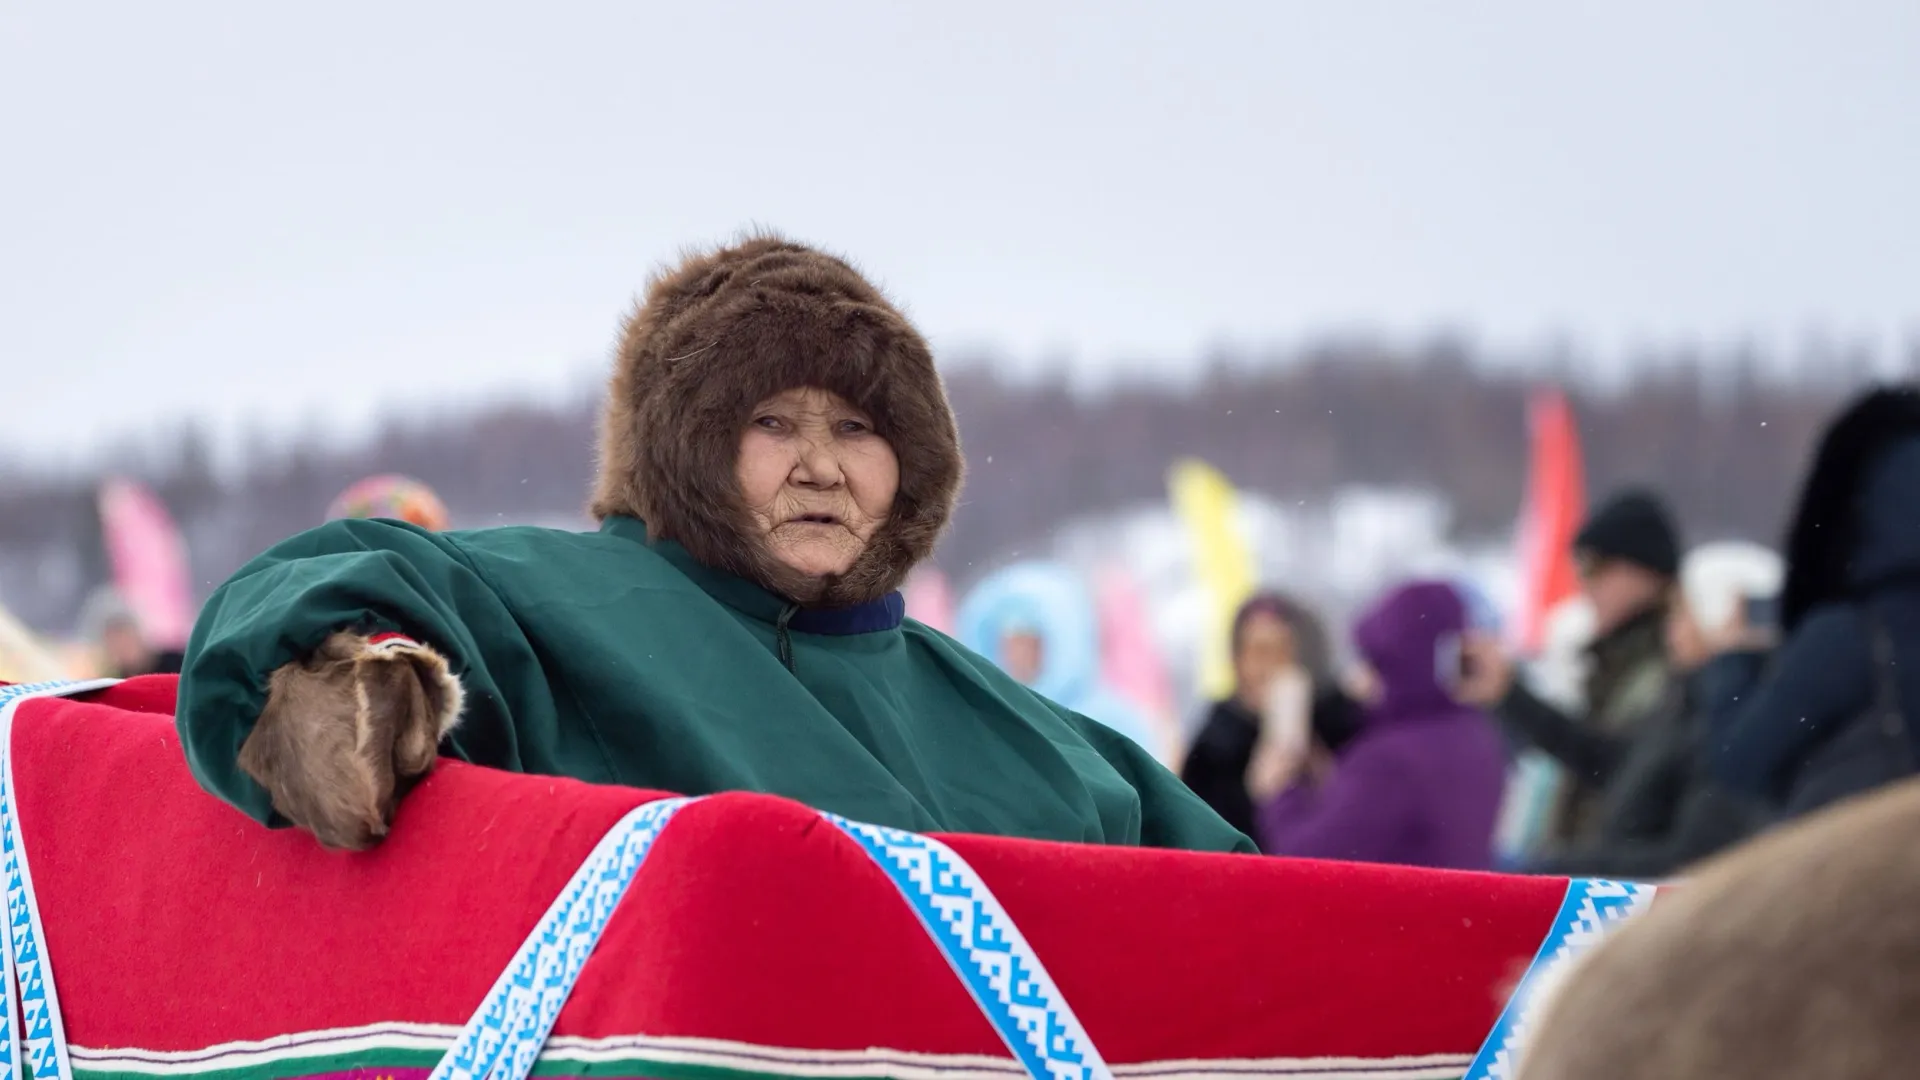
[[1234, 610, 1296, 697], [737, 387, 899, 582]]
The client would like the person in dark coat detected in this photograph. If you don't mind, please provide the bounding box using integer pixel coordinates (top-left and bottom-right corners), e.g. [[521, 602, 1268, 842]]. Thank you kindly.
[[1523, 671, 1768, 879], [1255, 580, 1508, 869], [1705, 386, 1920, 815], [82, 588, 184, 679], [1460, 489, 1685, 853], [1180, 592, 1359, 839]]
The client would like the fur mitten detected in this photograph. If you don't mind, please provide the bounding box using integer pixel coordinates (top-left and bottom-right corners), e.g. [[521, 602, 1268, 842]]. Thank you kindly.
[[237, 631, 463, 850]]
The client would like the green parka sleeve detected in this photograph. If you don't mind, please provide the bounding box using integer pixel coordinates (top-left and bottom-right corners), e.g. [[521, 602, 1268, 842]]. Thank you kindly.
[[176, 518, 552, 825]]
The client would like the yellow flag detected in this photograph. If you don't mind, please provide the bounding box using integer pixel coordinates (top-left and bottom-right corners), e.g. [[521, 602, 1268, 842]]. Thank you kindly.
[[0, 601, 68, 683], [1168, 459, 1257, 701]]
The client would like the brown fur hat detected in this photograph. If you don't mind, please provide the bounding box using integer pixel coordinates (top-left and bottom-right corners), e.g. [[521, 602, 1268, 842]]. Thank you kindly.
[[590, 234, 963, 607]]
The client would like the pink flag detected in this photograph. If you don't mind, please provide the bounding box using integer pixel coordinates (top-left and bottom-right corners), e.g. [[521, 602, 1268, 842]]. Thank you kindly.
[[1094, 562, 1176, 727], [97, 479, 195, 651], [903, 567, 955, 634], [1513, 389, 1587, 657]]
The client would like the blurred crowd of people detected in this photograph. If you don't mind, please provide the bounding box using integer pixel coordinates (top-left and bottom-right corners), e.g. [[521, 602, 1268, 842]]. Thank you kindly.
[[9, 384, 1920, 881], [0, 474, 453, 686], [1169, 384, 1920, 879]]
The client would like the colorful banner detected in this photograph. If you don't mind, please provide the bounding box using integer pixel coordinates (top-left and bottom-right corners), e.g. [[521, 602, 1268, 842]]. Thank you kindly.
[[0, 602, 68, 683], [902, 567, 956, 634], [1512, 391, 1586, 657], [1093, 563, 1179, 762], [96, 479, 195, 652], [1168, 459, 1257, 702]]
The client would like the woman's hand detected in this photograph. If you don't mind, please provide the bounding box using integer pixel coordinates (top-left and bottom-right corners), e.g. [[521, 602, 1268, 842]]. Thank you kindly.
[[237, 631, 463, 851], [1246, 665, 1315, 800]]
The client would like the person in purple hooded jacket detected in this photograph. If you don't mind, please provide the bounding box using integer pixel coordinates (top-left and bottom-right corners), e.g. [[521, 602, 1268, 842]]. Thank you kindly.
[[1254, 579, 1508, 869]]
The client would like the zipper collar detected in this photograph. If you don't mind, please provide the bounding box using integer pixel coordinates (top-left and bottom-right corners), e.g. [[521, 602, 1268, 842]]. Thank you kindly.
[[775, 603, 798, 671], [601, 516, 906, 636]]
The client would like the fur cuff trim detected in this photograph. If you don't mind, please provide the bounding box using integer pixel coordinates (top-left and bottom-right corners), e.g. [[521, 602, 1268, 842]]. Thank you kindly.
[[360, 633, 464, 737]]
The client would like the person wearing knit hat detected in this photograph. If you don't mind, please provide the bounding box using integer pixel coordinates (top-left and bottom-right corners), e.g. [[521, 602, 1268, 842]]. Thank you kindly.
[[326, 474, 452, 532], [175, 234, 1250, 854], [1573, 489, 1681, 579], [1460, 486, 1687, 855]]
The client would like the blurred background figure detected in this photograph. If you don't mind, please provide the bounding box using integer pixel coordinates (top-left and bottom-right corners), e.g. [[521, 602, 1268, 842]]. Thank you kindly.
[[79, 587, 182, 679], [1706, 386, 1920, 817], [1253, 580, 1507, 869], [956, 561, 1161, 758], [1513, 542, 1782, 879], [1180, 591, 1358, 839], [326, 474, 452, 531], [1461, 488, 1685, 862]]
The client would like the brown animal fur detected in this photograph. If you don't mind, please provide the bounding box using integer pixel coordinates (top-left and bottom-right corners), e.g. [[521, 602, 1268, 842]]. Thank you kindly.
[[238, 632, 463, 851], [590, 233, 964, 607], [1520, 778, 1920, 1078]]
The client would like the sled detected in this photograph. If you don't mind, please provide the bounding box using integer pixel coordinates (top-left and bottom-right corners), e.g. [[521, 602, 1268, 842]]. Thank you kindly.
[[0, 678, 1653, 1080]]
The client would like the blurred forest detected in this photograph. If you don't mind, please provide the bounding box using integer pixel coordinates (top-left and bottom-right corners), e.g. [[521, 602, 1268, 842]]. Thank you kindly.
[[0, 341, 1902, 634]]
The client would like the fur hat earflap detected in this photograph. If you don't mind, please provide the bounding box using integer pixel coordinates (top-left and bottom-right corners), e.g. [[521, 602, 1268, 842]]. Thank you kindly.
[[591, 233, 964, 607]]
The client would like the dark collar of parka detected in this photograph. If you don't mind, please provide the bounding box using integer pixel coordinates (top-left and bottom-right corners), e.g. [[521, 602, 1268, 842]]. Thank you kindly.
[[601, 515, 905, 635]]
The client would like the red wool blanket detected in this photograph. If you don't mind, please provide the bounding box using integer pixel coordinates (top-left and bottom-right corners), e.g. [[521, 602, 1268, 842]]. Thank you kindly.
[[17, 678, 1589, 1080]]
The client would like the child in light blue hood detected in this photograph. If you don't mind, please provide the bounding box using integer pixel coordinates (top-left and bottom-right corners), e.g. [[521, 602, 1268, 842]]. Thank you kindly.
[[956, 562, 1159, 755]]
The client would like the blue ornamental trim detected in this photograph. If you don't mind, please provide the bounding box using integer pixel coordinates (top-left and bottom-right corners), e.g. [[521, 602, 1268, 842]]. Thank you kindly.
[[1461, 877, 1658, 1080], [821, 814, 1112, 1080], [428, 796, 696, 1080], [430, 798, 1112, 1080], [0, 680, 120, 1080]]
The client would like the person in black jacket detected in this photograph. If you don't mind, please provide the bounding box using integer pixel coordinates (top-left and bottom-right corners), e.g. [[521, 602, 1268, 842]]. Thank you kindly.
[[1460, 490, 1686, 853], [1706, 386, 1920, 815], [1181, 592, 1359, 839], [1522, 638, 1768, 880]]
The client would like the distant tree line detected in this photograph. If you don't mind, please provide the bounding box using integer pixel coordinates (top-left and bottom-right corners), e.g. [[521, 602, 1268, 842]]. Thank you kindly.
[[0, 341, 1903, 635]]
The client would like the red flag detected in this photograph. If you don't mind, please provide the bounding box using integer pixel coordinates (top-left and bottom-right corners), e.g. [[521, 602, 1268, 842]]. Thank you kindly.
[[1513, 390, 1586, 656]]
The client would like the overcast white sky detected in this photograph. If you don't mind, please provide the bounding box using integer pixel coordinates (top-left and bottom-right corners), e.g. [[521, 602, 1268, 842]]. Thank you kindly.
[[4, 1, 1916, 464]]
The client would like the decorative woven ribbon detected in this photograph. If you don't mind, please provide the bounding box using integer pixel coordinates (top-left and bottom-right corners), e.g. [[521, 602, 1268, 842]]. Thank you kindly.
[[0, 681, 1656, 1080], [422, 798, 1115, 1080], [0, 680, 120, 1080], [1460, 877, 1658, 1080]]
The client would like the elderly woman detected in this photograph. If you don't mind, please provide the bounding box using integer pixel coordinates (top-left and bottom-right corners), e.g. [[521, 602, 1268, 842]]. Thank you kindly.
[[177, 236, 1251, 854]]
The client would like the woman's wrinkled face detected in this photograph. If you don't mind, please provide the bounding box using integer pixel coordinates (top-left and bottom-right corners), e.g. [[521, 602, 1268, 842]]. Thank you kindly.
[[737, 387, 899, 581]]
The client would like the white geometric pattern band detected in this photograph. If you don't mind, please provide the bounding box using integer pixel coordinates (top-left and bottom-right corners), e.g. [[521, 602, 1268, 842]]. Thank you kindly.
[[1461, 876, 1658, 1080], [428, 795, 696, 1080], [0, 680, 121, 1080], [822, 814, 1114, 1080]]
